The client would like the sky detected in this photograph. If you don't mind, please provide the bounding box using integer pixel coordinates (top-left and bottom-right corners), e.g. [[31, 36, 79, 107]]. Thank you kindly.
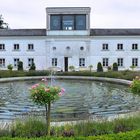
[[0, 0, 140, 29]]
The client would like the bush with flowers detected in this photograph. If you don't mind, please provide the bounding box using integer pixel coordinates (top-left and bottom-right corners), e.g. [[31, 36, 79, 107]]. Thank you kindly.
[[30, 78, 65, 136], [130, 76, 140, 95]]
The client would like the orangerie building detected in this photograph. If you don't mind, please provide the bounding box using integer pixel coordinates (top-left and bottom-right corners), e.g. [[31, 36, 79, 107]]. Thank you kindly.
[[0, 7, 140, 71]]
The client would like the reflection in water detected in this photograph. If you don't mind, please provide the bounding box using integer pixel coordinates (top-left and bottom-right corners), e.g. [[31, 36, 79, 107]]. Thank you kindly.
[[0, 80, 139, 121]]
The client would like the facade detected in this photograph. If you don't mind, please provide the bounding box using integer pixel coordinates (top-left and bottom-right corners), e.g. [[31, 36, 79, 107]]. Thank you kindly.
[[0, 7, 140, 71]]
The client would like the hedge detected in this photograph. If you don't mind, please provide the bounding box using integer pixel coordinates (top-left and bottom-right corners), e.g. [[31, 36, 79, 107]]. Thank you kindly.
[[1, 129, 140, 140]]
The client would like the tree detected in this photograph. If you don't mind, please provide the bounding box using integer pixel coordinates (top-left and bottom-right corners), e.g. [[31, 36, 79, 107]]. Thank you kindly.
[[88, 65, 93, 72], [97, 62, 103, 72], [0, 15, 8, 29], [17, 61, 23, 71], [113, 62, 118, 71], [30, 78, 65, 136], [29, 62, 36, 71]]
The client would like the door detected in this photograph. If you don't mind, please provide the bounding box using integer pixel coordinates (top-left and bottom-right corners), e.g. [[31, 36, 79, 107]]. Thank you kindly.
[[64, 57, 68, 72]]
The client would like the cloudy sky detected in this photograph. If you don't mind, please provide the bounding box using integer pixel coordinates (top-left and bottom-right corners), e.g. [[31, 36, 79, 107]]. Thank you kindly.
[[0, 0, 140, 29]]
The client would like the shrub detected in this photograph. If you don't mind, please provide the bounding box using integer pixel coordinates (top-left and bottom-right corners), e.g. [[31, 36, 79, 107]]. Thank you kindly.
[[130, 65, 136, 71], [107, 66, 112, 71], [7, 64, 13, 71], [29, 63, 36, 71], [11, 117, 47, 138], [88, 65, 93, 72], [130, 76, 140, 95], [97, 62, 103, 72], [112, 62, 118, 71], [69, 66, 75, 72], [17, 61, 23, 71]]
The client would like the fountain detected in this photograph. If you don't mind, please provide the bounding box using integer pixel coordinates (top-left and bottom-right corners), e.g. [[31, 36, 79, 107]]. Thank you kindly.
[[0, 79, 139, 122]]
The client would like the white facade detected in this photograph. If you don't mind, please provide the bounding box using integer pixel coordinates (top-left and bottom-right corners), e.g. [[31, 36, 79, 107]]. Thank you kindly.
[[0, 7, 140, 71]]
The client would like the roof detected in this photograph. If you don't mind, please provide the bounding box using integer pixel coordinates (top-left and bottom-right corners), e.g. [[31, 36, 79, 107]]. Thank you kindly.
[[0, 29, 46, 36], [90, 29, 140, 36], [1, 28, 140, 37]]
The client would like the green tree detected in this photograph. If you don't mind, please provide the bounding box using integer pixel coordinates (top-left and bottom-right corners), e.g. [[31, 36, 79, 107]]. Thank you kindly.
[[17, 61, 23, 71], [97, 62, 103, 72], [0, 15, 8, 29], [30, 79, 65, 136], [113, 62, 118, 71], [29, 62, 36, 71]]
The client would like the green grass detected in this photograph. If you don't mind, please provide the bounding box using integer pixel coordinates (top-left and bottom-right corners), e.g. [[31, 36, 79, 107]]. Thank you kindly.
[[1, 114, 140, 138]]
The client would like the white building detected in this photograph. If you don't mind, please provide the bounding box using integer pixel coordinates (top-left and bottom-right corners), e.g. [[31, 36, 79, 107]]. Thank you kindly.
[[0, 7, 140, 71]]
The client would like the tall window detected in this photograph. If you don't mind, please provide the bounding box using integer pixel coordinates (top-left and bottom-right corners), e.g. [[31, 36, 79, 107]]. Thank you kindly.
[[28, 58, 34, 67], [0, 44, 5, 50], [62, 15, 74, 30], [14, 58, 20, 67], [50, 15, 61, 30], [117, 58, 123, 67], [75, 15, 86, 30], [103, 58, 109, 67], [117, 44, 123, 50], [79, 58, 85, 67], [102, 44, 109, 50], [28, 44, 34, 51], [14, 44, 20, 51], [132, 58, 138, 66], [132, 44, 138, 50], [52, 58, 57, 66], [0, 58, 5, 67]]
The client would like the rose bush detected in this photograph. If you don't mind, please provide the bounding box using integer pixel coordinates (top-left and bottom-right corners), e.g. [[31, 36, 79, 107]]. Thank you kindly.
[[30, 78, 65, 135]]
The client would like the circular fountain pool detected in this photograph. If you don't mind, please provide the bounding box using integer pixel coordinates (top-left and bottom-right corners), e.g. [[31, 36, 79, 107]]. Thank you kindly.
[[0, 79, 139, 121]]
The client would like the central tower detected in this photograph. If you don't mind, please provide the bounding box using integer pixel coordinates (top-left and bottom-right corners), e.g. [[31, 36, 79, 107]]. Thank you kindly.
[[46, 7, 91, 35]]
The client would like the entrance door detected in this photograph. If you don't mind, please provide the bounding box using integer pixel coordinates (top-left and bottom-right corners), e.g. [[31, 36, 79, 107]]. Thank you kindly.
[[64, 57, 68, 72]]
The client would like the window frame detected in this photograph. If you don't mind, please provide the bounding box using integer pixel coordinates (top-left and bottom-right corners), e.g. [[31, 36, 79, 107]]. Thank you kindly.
[[0, 44, 5, 51], [79, 58, 85, 67], [28, 58, 34, 67], [52, 58, 57, 66], [102, 58, 109, 67], [13, 44, 20, 51], [117, 44, 123, 50], [132, 58, 138, 67], [0, 58, 5, 67], [28, 44, 34, 51], [102, 44, 109, 51], [117, 58, 124, 67]]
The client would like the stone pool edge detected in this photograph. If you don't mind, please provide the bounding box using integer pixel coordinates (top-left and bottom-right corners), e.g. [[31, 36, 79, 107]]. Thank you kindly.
[[0, 76, 132, 85]]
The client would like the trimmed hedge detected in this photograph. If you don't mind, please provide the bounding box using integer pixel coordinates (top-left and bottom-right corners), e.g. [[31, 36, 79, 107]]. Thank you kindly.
[[0, 70, 50, 78], [1, 129, 140, 139], [57, 70, 140, 80]]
